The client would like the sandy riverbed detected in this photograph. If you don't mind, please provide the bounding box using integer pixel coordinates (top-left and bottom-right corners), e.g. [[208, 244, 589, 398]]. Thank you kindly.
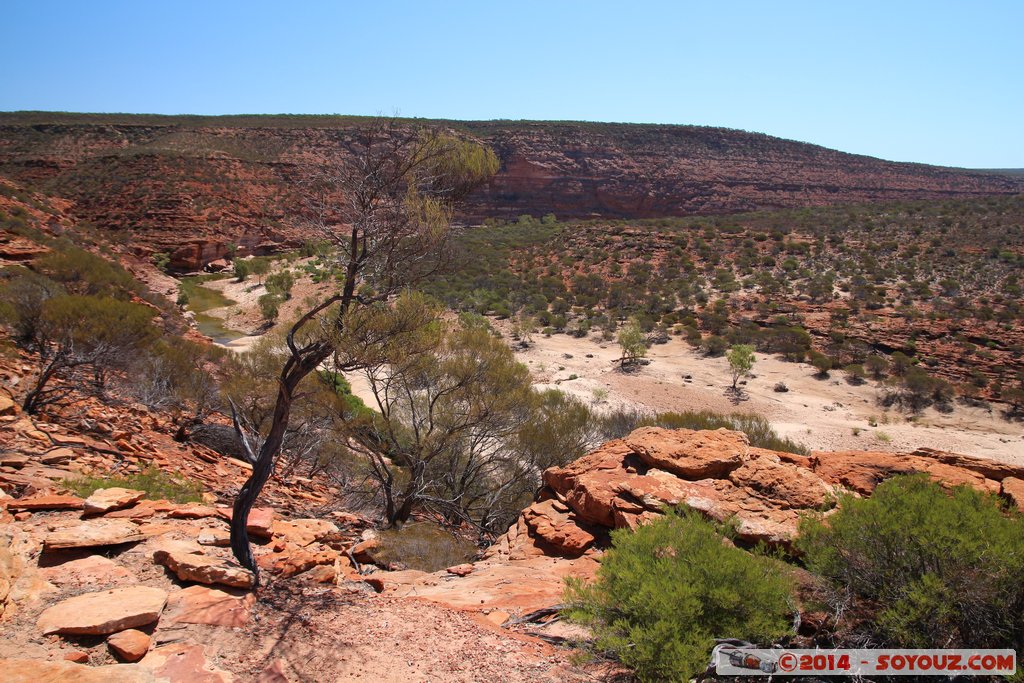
[[501, 326, 1024, 465]]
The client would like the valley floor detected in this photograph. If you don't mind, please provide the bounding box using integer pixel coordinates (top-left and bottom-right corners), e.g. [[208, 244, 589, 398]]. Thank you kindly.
[[499, 325, 1024, 465], [192, 275, 1024, 466]]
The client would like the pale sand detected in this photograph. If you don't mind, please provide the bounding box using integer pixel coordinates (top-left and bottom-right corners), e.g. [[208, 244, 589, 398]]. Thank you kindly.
[[498, 324, 1024, 466]]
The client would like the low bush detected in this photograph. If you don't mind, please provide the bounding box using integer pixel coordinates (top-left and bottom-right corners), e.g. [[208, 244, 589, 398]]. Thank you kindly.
[[566, 510, 794, 682], [798, 475, 1024, 648], [372, 522, 477, 572], [63, 466, 203, 503]]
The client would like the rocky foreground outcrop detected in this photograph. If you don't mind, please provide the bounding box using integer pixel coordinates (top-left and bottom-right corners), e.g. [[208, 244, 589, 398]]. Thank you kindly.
[[489, 427, 1024, 560], [376, 426, 1024, 622]]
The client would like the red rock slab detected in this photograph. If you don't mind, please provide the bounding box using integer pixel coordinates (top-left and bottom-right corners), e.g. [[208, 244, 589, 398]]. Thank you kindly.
[[164, 585, 255, 627], [258, 545, 337, 578], [0, 658, 158, 682], [166, 504, 227, 520], [811, 450, 999, 495], [7, 494, 84, 511], [217, 506, 274, 538], [38, 554, 138, 587], [350, 537, 379, 564], [43, 519, 150, 550], [270, 518, 339, 547], [83, 487, 146, 516], [108, 629, 152, 662], [37, 585, 168, 635], [140, 643, 237, 682], [153, 546, 254, 589]]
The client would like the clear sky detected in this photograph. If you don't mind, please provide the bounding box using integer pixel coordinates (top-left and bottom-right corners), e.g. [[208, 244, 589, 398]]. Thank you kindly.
[[2, 1, 1021, 168]]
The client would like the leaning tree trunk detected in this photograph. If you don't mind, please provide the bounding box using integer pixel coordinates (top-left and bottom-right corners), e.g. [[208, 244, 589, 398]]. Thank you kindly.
[[229, 343, 333, 586]]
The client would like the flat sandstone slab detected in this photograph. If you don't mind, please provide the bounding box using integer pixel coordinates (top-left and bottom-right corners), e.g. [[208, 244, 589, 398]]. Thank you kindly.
[[0, 658, 158, 683], [43, 519, 150, 550], [37, 585, 168, 635]]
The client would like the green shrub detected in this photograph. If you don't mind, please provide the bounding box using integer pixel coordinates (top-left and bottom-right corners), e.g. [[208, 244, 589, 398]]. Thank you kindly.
[[258, 292, 280, 322], [566, 510, 794, 682], [798, 475, 1024, 648], [265, 270, 294, 298], [63, 466, 203, 503]]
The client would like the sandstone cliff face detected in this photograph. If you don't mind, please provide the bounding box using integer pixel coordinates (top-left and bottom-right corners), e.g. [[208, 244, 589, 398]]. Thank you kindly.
[[1, 114, 1021, 269], [491, 426, 1024, 560]]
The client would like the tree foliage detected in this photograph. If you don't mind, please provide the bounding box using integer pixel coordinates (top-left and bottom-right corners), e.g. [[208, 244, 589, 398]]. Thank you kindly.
[[616, 317, 647, 368], [727, 343, 755, 389]]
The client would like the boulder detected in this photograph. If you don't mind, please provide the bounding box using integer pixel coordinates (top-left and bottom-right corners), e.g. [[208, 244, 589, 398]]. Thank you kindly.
[[108, 629, 152, 662], [1001, 477, 1024, 512], [153, 545, 254, 589], [37, 585, 168, 635], [164, 585, 255, 627], [624, 427, 747, 479], [729, 451, 833, 509], [0, 658, 158, 683], [446, 563, 474, 577], [83, 487, 146, 516], [43, 519, 150, 550], [521, 499, 595, 555]]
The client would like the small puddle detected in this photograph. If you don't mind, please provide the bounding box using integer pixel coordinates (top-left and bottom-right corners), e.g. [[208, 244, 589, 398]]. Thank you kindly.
[[179, 275, 249, 346]]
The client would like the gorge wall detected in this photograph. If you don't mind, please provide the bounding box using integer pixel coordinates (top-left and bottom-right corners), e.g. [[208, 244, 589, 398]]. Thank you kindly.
[[2, 113, 1022, 269]]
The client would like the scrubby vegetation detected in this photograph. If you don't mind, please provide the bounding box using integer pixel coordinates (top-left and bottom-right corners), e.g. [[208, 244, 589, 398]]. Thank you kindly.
[[63, 466, 204, 504], [372, 522, 478, 572], [424, 197, 1024, 411], [798, 475, 1024, 649], [566, 510, 794, 682]]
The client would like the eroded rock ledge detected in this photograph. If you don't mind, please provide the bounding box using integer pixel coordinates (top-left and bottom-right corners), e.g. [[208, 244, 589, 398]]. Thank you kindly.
[[490, 427, 1024, 559]]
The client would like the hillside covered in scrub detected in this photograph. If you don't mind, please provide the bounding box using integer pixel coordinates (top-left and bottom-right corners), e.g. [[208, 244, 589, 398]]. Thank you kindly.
[[1, 112, 1023, 270]]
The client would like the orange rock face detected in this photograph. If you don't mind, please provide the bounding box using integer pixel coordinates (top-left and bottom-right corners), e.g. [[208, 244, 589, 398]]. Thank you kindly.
[[499, 427, 1024, 559]]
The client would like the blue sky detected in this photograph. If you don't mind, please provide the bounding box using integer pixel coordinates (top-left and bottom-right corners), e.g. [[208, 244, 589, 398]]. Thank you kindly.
[[2, 1, 1021, 168]]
